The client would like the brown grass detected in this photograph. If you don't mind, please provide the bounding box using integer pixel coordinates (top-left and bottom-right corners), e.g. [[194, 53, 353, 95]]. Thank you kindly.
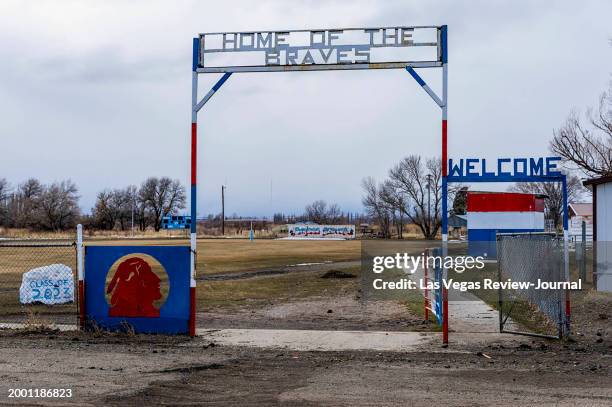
[[200, 267, 360, 311], [84, 238, 361, 275]]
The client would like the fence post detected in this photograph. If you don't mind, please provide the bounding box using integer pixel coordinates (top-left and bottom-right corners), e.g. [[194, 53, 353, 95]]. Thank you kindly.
[[581, 221, 587, 282], [562, 177, 571, 337], [77, 224, 85, 329], [442, 284, 449, 345], [424, 249, 429, 321]]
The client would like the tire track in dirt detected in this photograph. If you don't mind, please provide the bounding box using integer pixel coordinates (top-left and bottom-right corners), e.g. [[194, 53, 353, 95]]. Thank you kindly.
[[198, 260, 361, 281]]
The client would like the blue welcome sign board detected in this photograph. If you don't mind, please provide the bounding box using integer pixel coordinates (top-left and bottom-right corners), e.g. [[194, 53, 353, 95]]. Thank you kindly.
[[85, 246, 190, 334], [447, 157, 563, 182]]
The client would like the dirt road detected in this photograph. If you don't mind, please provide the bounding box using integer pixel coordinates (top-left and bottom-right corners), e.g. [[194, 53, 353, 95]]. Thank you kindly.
[[0, 329, 610, 406]]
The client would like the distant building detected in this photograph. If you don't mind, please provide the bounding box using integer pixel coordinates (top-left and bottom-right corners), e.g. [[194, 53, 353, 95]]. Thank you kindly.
[[161, 215, 191, 230], [447, 214, 467, 239], [583, 175, 612, 292], [467, 191, 545, 258], [568, 202, 593, 241]]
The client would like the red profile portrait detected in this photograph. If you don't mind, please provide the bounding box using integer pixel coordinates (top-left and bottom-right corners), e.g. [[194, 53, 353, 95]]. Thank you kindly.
[[106, 257, 162, 317]]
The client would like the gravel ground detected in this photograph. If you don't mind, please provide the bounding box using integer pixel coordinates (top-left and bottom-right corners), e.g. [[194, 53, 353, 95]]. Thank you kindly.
[[0, 329, 610, 406], [0, 259, 610, 405]]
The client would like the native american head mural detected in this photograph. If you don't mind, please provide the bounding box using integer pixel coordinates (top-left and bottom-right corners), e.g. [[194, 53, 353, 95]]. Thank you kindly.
[[106, 256, 164, 317]]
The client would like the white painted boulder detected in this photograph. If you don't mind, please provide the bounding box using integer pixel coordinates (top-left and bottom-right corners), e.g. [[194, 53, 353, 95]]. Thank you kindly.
[[19, 264, 74, 305]]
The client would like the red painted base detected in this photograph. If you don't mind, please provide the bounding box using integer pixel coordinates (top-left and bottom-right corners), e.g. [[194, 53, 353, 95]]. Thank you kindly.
[[78, 280, 85, 329], [189, 286, 196, 337]]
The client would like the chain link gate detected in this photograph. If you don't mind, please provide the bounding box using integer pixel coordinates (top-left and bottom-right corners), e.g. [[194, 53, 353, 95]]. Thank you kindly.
[[497, 232, 568, 339], [0, 239, 78, 328]]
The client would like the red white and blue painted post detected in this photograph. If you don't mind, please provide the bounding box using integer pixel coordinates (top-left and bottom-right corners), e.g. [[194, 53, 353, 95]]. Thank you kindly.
[[441, 25, 449, 346], [190, 38, 199, 337], [191, 38, 232, 336], [405, 25, 448, 344]]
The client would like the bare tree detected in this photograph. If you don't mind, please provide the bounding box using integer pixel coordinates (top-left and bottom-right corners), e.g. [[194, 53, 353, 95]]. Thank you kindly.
[[7, 178, 44, 228], [0, 178, 10, 226], [114, 187, 136, 231], [92, 190, 118, 230], [304, 200, 328, 223], [139, 177, 186, 231], [388, 156, 442, 239], [303, 200, 344, 224], [136, 197, 149, 232], [550, 86, 612, 177], [326, 203, 343, 224], [36, 180, 80, 231], [509, 174, 584, 229], [379, 180, 408, 239], [0, 178, 9, 201], [361, 177, 391, 238]]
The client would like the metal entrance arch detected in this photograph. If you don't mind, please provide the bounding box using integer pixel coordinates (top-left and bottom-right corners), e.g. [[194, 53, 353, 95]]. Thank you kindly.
[[189, 25, 449, 339]]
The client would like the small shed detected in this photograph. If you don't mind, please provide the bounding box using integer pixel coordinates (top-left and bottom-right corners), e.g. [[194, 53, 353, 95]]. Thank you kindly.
[[583, 175, 612, 292], [568, 202, 593, 241], [447, 214, 467, 239]]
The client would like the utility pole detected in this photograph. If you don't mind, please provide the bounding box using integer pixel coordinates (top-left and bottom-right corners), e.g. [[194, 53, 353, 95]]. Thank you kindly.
[[221, 185, 225, 235]]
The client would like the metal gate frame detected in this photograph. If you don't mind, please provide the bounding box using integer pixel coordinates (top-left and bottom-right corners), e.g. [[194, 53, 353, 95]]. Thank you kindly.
[[190, 25, 449, 342], [497, 232, 567, 339]]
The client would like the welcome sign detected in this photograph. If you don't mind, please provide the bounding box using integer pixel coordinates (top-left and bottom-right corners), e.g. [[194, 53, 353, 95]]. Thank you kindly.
[[447, 157, 562, 180]]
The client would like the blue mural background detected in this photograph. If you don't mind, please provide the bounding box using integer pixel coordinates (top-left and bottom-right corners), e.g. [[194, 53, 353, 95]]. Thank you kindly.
[[85, 246, 190, 334]]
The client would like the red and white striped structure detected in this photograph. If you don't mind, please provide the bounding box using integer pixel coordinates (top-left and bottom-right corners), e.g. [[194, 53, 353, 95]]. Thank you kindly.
[[467, 192, 545, 257]]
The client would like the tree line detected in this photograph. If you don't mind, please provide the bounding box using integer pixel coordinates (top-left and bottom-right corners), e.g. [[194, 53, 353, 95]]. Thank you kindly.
[[0, 177, 185, 232], [273, 201, 362, 225], [91, 177, 185, 232]]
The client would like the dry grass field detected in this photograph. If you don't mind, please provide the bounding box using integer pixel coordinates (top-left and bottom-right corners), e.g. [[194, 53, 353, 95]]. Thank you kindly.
[[0, 238, 438, 331], [84, 238, 361, 274], [0, 238, 362, 319]]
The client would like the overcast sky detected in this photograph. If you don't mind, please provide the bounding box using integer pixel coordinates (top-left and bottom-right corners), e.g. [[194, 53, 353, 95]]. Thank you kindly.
[[1, 0, 610, 217]]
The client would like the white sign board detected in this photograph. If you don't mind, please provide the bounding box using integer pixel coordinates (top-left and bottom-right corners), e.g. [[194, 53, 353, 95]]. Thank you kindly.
[[288, 224, 355, 239], [19, 264, 74, 305], [198, 26, 443, 73]]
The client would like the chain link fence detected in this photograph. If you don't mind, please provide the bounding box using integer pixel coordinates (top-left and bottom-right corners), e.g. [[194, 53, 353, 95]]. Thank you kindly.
[[497, 232, 567, 338], [0, 239, 78, 329]]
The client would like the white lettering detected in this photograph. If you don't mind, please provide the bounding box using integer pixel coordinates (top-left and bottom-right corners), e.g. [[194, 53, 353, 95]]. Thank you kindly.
[[257, 33, 273, 49], [222, 33, 237, 50]]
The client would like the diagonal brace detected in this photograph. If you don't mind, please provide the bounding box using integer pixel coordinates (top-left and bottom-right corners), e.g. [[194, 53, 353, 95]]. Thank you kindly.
[[194, 72, 232, 113], [405, 67, 444, 108]]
